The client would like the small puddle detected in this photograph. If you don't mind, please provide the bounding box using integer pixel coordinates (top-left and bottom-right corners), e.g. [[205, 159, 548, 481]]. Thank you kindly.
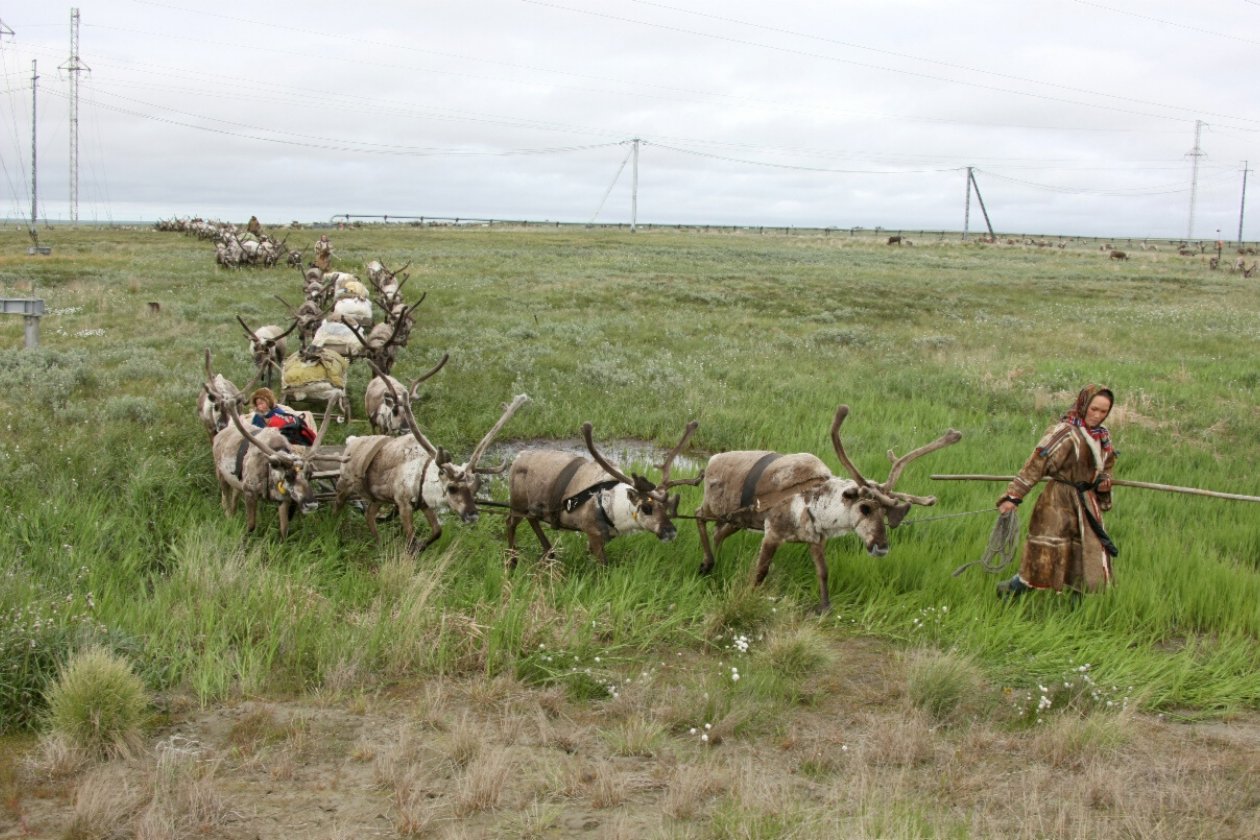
[[481, 438, 705, 476]]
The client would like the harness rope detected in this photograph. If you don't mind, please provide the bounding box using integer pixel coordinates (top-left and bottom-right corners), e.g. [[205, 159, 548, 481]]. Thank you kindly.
[[951, 509, 1020, 578]]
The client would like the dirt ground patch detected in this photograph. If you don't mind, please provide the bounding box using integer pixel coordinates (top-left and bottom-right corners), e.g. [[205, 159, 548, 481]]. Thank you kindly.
[[4, 636, 1259, 839]]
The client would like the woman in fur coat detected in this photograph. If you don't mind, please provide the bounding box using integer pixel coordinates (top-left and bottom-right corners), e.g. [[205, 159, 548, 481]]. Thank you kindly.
[[996, 384, 1118, 596]]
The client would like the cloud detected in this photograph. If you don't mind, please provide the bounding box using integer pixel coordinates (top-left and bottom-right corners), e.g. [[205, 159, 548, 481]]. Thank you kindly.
[[2, 0, 1256, 238]]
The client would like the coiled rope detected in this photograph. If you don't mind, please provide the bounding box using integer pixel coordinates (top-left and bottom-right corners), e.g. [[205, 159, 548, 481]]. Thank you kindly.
[[951, 509, 1019, 578]]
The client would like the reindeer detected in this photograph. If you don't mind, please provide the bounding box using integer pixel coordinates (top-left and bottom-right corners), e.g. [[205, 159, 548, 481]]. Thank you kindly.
[[334, 393, 529, 553], [364, 354, 448, 435], [273, 295, 324, 350], [505, 421, 702, 567], [197, 348, 256, 441], [345, 295, 426, 376], [694, 405, 961, 613], [1109, 250, 1128, 261], [212, 398, 337, 540], [237, 315, 298, 388]]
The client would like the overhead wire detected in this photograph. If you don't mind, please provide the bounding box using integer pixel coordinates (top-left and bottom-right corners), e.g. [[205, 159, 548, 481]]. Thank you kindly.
[[521, 0, 1260, 128]]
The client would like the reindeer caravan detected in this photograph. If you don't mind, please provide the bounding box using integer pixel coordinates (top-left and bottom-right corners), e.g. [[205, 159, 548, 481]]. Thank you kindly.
[[201, 242, 483, 539]]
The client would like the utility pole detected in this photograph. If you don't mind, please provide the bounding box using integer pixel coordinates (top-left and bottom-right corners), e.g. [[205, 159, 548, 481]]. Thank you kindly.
[[30, 61, 38, 234], [963, 167, 973, 240], [60, 8, 90, 227], [1186, 120, 1206, 240], [1239, 161, 1251, 246], [962, 167, 995, 241], [630, 138, 640, 233]]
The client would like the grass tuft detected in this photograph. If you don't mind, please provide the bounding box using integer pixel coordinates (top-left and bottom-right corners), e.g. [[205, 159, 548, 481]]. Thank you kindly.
[[45, 646, 149, 760]]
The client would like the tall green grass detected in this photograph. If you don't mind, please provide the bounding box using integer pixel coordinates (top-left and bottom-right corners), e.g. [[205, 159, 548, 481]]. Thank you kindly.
[[1, 225, 1258, 730]]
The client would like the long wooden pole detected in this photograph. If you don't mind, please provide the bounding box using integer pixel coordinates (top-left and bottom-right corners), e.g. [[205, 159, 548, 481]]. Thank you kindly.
[[930, 474, 1260, 504]]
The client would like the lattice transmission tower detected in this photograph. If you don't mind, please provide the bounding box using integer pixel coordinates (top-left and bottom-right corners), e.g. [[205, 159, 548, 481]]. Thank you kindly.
[[59, 8, 90, 226]]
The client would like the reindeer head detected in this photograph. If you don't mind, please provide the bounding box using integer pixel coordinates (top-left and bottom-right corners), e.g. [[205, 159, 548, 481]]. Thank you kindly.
[[829, 404, 962, 555], [368, 355, 448, 436], [582, 420, 702, 542], [236, 315, 297, 368], [401, 387, 528, 524], [228, 398, 337, 508], [201, 348, 257, 435]]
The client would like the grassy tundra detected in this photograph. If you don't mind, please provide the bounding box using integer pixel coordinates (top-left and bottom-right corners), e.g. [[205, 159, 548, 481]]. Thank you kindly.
[[1, 225, 1258, 837]]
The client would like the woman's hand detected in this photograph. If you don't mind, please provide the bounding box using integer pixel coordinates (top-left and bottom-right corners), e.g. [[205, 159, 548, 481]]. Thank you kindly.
[[998, 499, 1018, 515], [1097, 478, 1112, 493]]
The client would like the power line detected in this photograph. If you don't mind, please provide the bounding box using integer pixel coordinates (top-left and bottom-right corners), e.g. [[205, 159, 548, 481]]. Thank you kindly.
[[1071, 0, 1260, 46], [522, 0, 1260, 127]]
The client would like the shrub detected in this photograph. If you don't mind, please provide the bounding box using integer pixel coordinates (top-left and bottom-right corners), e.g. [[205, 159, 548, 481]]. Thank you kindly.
[[904, 648, 986, 725], [45, 646, 149, 758]]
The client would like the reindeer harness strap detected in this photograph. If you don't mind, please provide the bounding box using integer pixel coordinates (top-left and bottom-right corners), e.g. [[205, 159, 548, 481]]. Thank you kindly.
[[344, 436, 392, 493], [563, 480, 621, 513], [234, 440, 251, 481], [542, 456, 588, 523], [740, 453, 782, 508]]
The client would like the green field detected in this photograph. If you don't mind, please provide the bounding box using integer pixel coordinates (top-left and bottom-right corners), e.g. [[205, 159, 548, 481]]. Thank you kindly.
[[1, 225, 1258, 836]]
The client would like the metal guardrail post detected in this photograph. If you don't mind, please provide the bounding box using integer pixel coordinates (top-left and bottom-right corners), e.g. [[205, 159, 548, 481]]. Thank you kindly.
[[1, 298, 44, 348]]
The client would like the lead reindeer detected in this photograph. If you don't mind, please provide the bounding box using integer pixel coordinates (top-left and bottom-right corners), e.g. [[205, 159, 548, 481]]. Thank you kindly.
[[505, 420, 702, 567], [212, 398, 338, 540], [695, 405, 961, 612], [334, 392, 529, 553]]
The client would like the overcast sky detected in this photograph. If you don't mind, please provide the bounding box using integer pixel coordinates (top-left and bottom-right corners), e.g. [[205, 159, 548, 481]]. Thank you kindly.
[[0, 0, 1257, 238]]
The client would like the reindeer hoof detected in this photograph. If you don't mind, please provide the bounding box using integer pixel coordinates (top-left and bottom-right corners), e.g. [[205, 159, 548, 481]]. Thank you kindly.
[[698, 563, 713, 577], [812, 603, 832, 616]]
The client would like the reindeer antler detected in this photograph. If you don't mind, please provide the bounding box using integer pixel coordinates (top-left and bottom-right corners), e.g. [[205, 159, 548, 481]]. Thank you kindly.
[[658, 420, 703, 489], [581, 422, 638, 488], [307, 398, 338, 452], [468, 394, 530, 471], [236, 314, 257, 339], [407, 352, 450, 400], [883, 429, 963, 492], [227, 401, 279, 459], [829, 404, 870, 487]]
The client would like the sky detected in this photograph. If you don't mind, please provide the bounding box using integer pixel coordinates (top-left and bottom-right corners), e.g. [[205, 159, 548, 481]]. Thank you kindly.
[[0, 0, 1257, 238]]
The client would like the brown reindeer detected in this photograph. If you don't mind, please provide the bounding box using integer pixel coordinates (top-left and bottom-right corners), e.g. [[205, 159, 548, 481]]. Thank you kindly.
[[212, 398, 338, 540], [363, 354, 448, 435], [198, 348, 260, 441], [1109, 250, 1128, 261], [695, 405, 961, 612], [505, 421, 702, 567], [334, 392, 529, 553], [237, 315, 298, 388]]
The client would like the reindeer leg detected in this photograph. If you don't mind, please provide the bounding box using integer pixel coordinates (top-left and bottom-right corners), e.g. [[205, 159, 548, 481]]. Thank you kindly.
[[364, 501, 383, 542], [712, 523, 740, 557], [278, 499, 291, 541], [245, 496, 258, 533], [505, 513, 523, 569], [410, 507, 443, 554], [527, 518, 554, 559], [752, 535, 783, 587], [586, 532, 609, 565], [808, 541, 832, 614], [696, 518, 716, 574]]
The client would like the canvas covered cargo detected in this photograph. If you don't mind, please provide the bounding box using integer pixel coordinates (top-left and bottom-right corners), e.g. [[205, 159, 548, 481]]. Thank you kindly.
[[282, 347, 348, 396]]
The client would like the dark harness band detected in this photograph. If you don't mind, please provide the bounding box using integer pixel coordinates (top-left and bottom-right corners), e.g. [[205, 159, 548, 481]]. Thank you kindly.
[[564, 480, 622, 513], [546, 456, 588, 521], [740, 453, 782, 509], [234, 440, 250, 480]]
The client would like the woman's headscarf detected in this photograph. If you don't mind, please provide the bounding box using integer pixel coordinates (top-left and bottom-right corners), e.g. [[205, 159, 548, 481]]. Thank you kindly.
[[1063, 383, 1114, 455]]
